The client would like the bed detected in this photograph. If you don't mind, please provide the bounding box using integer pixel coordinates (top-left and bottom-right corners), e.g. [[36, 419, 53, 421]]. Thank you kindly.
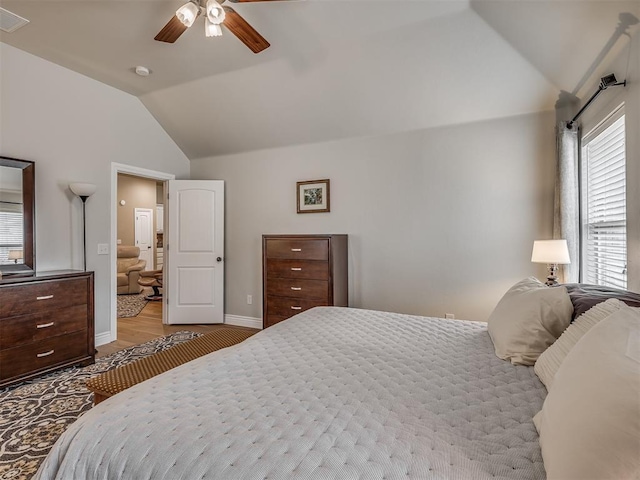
[[36, 306, 548, 480], [34, 278, 640, 480]]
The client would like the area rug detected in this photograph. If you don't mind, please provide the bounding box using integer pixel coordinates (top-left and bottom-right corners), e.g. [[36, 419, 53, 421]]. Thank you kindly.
[[117, 290, 150, 318], [0, 331, 202, 480]]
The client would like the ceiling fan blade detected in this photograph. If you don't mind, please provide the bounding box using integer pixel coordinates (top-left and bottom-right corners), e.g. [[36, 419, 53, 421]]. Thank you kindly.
[[223, 6, 270, 53], [155, 15, 188, 43]]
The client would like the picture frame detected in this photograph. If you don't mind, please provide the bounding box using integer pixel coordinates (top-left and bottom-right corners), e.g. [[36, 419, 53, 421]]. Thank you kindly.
[[296, 179, 330, 214]]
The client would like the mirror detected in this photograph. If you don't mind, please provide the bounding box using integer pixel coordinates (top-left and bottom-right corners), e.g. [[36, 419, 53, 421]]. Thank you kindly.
[[0, 156, 35, 275]]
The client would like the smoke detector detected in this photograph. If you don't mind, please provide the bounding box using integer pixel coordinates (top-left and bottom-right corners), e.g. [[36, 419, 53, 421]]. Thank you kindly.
[[0, 7, 29, 33], [135, 66, 151, 77]]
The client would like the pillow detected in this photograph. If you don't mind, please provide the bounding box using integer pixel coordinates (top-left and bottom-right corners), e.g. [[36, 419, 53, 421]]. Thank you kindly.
[[563, 283, 640, 320], [488, 277, 573, 365], [534, 298, 624, 389], [534, 305, 640, 480]]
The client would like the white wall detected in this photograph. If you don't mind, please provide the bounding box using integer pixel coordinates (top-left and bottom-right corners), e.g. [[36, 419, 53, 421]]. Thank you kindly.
[[0, 43, 190, 340], [578, 30, 639, 293], [191, 111, 556, 322]]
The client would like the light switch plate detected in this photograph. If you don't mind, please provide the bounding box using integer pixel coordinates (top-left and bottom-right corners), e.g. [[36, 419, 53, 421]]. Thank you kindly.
[[97, 243, 109, 255]]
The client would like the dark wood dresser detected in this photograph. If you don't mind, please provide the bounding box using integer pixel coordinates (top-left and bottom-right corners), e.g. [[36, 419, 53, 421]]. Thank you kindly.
[[0, 270, 95, 387], [262, 234, 348, 328]]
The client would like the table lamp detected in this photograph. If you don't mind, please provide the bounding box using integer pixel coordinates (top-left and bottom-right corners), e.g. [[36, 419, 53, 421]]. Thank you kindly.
[[8, 249, 23, 264], [531, 239, 571, 286]]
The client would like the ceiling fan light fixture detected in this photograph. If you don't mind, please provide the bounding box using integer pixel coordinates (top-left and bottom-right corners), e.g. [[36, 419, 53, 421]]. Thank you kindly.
[[206, 0, 225, 25], [205, 17, 223, 37], [176, 1, 199, 28]]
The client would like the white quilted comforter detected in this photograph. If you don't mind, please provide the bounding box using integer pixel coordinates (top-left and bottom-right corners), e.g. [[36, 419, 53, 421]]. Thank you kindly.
[[36, 307, 547, 480]]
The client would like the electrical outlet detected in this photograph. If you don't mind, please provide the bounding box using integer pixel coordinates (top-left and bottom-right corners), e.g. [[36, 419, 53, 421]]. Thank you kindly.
[[445, 313, 455, 319], [97, 243, 109, 255], [247, 295, 253, 305]]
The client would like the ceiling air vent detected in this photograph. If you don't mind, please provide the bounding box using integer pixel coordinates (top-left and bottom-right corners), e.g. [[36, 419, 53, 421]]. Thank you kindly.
[[0, 8, 29, 33]]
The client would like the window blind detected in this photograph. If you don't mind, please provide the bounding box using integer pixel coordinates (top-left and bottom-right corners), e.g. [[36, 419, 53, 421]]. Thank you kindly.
[[0, 208, 23, 264], [581, 112, 626, 289]]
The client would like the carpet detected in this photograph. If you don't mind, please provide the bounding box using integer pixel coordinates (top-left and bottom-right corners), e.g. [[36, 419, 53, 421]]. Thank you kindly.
[[117, 290, 150, 318], [0, 331, 202, 480]]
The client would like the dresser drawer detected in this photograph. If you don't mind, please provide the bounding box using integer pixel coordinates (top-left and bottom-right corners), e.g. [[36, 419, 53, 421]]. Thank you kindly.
[[0, 304, 88, 349], [265, 239, 329, 261], [0, 330, 89, 381], [266, 279, 329, 300], [0, 277, 88, 317], [266, 296, 328, 318], [265, 259, 330, 281]]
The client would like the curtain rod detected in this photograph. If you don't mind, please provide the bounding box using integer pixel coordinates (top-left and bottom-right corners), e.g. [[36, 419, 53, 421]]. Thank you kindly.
[[566, 73, 626, 129]]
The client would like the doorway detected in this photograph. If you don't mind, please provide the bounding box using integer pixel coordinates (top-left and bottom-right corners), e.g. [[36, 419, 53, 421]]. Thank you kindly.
[[110, 163, 174, 344]]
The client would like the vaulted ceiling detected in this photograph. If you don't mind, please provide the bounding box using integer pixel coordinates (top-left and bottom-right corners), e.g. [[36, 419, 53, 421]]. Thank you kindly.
[[1, 1, 638, 158]]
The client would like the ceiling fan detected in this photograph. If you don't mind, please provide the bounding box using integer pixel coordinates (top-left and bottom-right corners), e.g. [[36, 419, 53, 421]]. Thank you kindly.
[[155, 0, 277, 53]]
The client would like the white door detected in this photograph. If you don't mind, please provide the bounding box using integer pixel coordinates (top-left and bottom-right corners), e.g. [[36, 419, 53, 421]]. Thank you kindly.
[[134, 208, 153, 271], [156, 205, 164, 233], [165, 180, 224, 324]]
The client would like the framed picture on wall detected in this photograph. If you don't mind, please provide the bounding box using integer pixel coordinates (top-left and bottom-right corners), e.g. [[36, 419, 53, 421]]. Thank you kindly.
[[297, 179, 330, 213]]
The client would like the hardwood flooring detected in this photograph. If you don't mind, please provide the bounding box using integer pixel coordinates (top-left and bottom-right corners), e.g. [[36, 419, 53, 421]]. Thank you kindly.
[[96, 300, 259, 358]]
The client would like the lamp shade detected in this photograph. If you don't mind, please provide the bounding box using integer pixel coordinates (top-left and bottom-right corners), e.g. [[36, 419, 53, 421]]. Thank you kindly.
[[206, 0, 225, 24], [531, 240, 571, 264], [69, 183, 97, 198], [205, 17, 223, 37], [8, 249, 23, 261], [176, 1, 199, 27]]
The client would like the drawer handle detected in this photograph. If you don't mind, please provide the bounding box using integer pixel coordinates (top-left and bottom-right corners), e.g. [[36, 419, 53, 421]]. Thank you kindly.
[[37, 295, 54, 301], [290, 267, 302, 271], [36, 322, 55, 329], [290, 287, 302, 291], [37, 350, 55, 358], [291, 248, 302, 252], [291, 306, 302, 310]]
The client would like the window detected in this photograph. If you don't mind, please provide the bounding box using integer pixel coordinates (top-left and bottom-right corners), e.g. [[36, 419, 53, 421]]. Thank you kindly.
[[581, 106, 626, 289]]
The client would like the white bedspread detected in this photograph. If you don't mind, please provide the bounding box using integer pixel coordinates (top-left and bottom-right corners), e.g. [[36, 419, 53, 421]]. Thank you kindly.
[[36, 307, 547, 479]]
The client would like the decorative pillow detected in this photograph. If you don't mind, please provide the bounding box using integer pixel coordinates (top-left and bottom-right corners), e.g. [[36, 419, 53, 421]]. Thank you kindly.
[[534, 298, 624, 390], [487, 277, 573, 365], [563, 283, 640, 320], [534, 305, 640, 480]]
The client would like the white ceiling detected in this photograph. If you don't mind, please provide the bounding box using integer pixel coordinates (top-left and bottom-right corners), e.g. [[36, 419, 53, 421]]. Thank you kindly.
[[1, 0, 638, 158]]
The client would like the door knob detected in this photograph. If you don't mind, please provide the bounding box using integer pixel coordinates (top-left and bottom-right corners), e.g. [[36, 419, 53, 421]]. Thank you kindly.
[[216, 257, 223, 262]]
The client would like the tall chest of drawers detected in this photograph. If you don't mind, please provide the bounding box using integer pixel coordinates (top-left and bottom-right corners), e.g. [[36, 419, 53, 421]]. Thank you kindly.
[[262, 234, 348, 328], [0, 270, 95, 387]]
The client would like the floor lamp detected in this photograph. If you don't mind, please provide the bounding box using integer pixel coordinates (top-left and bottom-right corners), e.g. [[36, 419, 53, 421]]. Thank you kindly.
[[69, 183, 97, 271]]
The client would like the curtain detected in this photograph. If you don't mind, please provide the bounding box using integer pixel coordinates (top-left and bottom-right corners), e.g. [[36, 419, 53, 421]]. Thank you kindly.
[[553, 121, 580, 282]]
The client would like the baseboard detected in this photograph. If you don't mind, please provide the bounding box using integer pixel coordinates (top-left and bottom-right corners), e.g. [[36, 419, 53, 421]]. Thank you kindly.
[[225, 314, 263, 330], [97, 316, 261, 346], [95, 331, 114, 347]]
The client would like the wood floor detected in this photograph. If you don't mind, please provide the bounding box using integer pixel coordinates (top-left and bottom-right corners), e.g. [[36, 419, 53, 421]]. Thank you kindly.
[[96, 300, 259, 358]]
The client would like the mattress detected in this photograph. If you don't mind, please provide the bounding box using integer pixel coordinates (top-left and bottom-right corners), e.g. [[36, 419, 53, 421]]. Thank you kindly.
[[35, 307, 547, 480]]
